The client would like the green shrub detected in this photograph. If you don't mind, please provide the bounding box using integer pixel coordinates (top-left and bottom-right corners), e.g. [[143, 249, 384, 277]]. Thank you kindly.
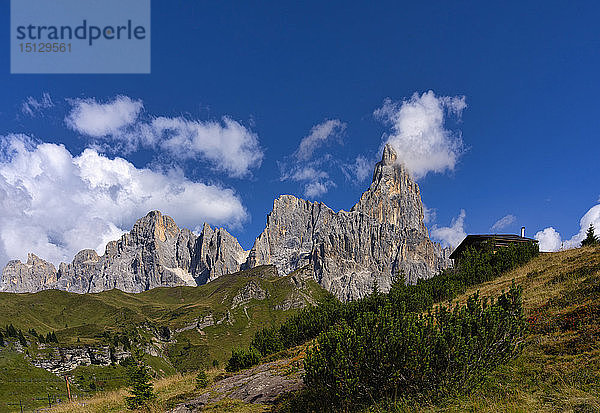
[[249, 241, 537, 361], [304, 285, 526, 410], [195, 370, 209, 389], [251, 327, 283, 356], [225, 347, 261, 372]]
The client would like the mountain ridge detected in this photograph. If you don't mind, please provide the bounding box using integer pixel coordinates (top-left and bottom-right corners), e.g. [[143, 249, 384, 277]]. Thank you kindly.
[[0, 144, 450, 300]]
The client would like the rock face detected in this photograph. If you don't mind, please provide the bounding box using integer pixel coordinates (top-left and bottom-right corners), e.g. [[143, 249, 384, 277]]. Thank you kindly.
[[0, 211, 248, 293], [0, 145, 449, 298], [169, 357, 305, 412], [0, 253, 58, 293], [30, 345, 130, 375], [243, 144, 450, 300]]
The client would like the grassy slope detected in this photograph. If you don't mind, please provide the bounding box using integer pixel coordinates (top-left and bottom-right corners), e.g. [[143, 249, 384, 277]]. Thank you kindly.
[[382, 246, 600, 412], [15, 247, 600, 412], [0, 265, 328, 412]]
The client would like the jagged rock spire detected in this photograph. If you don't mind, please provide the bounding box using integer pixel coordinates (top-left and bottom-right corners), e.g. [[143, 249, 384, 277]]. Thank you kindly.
[[0, 145, 450, 299]]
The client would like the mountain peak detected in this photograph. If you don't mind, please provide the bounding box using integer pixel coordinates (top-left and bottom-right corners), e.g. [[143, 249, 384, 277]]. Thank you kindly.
[[381, 143, 397, 166]]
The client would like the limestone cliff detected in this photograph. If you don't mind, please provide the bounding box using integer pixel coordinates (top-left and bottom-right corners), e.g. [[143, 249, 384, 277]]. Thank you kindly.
[[244, 144, 450, 300], [0, 211, 248, 293], [0, 145, 449, 298]]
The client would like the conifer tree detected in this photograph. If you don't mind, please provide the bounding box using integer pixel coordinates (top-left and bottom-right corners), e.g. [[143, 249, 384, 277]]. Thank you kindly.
[[581, 224, 599, 247], [17, 330, 27, 347], [125, 349, 155, 409]]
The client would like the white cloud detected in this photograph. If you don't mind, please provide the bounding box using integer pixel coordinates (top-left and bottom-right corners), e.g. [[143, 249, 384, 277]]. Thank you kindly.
[[66, 96, 143, 137], [305, 181, 335, 198], [280, 162, 335, 199], [280, 119, 346, 199], [491, 214, 516, 231], [149, 116, 263, 178], [423, 204, 437, 225], [353, 156, 371, 182], [534, 227, 562, 252], [374, 90, 466, 179], [535, 203, 600, 251], [66, 96, 263, 178], [0, 135, 247, 267], [431, 209, 467, 249], [295, 119, 346, 161], [21, 93, 54, 116]]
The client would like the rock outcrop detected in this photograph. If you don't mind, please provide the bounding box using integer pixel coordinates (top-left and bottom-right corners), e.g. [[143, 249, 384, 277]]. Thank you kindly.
[[29, 345, 130, 375], [243, 144, 450, 300], [0, 253, 58, 293], [0, 211, 248, 293], [0, 145, 449, 298]]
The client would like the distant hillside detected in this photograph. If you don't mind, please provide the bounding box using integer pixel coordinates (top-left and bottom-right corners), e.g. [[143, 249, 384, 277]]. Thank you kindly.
[[0, 264, 329, 412]]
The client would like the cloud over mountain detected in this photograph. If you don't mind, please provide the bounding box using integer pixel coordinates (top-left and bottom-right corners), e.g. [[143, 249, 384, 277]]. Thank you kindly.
[[431, 209, 467, 249], [0, 134, 247, 267], [280, 119, 346, 199], [375, 90, 466, 179]]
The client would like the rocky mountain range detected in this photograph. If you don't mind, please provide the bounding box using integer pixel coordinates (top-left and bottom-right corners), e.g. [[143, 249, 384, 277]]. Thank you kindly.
[[0, 144, 450, 300]]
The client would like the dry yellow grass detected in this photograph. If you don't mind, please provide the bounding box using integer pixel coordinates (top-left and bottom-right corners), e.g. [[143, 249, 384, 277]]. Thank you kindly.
[[415, 246, 600, 413], [47, 371, 197, 413]]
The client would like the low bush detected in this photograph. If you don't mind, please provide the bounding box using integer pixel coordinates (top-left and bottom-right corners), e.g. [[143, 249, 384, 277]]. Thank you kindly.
[[248, 241, 537, 360], [304, 284, 526, 410], [195, 370, 209, 389], [225, 347, 261, 372]]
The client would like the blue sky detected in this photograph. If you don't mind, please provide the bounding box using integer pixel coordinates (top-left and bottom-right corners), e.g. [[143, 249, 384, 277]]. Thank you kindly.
[[1, 1, 600, 266]]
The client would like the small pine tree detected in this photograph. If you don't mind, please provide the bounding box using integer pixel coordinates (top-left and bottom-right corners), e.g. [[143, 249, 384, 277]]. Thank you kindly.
[[125, 349, 155, 409], [195, 370, 209, 389], [581, 224, 599, 247], [17, 330, 27, 347]]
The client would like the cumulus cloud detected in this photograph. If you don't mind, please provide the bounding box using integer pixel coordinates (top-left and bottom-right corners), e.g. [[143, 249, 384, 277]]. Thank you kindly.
[[491, 214, 516, 232], [431, 209, 467, 249], [280, 119, 346, 199], [535, 203, 600, 251], [374, 90, 466, 179], [66, 96, 143, 137], [534, 227, 562, 252], [148, 116, 263, 178], [0, 134, 247, 267], [66, 96, 263, 178], [295, 119, 346, 161], [21, 93, 54, 116]]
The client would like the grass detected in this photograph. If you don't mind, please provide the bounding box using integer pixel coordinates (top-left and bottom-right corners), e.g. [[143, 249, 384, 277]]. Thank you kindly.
[[364, 246, 600, 412], [8, 247, 600, 412], [0, 265, 328, 412], [0, 346, 67, 413], [44, 368, 271, 413]]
